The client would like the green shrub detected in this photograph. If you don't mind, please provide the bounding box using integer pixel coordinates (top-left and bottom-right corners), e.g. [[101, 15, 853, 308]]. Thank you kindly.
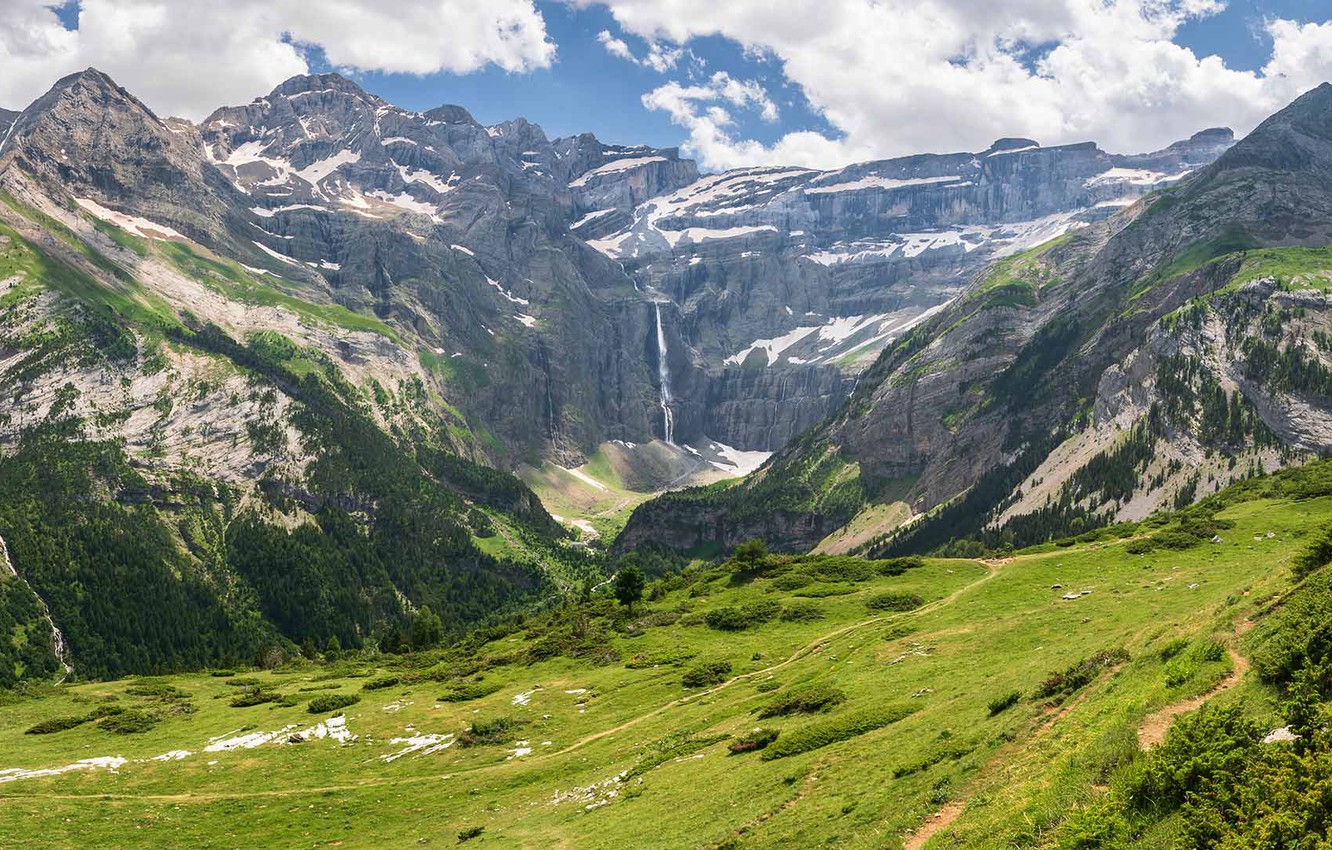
[[682, 660, 732, 688], [762, 705, 917, 760], [876, 556, 926, 576], [704, 600, 782, 631], [625, 648, 696, 669], [755, 680, 780, 693], [458, 825, 485, 842], [458, 716, 527, 747], [769, 572, 813, 591], [1125, 704, 1261, 812], [440, 681, 503, 702], [866, 592, 925, 612], [1158, 637, 1189, 660], [792, 583, 857, 598], [758, 685, 847, 718], [1125, 538, 1155, 555], [98, 709, 158, 734], [1034, 649, 1130, 701], [307, 693, 360, 714], [209, 670, 237, 678], [1293, 523, 1332, 579], [987, 690, 1021, 716], [729, 728, 780, 754], [362, 675, 401, 691], [125, 680, 191, 701], [799, 556, 877, 583], [780, 602, 825, 622], [25, 715, 89, 735], [1150, 530, 1203, 551], [229, 688, 283, 708], [86, 704, 127, 720], [705, 607, 750, 631]]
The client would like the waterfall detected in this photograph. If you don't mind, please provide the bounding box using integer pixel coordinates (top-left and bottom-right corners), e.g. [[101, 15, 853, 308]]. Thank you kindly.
[[0, 533, 71, 680], [653, 301, 675, 444]]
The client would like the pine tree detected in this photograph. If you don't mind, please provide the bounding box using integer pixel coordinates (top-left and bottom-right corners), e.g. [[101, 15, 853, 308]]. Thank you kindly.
[[614, 565, 645, 613]]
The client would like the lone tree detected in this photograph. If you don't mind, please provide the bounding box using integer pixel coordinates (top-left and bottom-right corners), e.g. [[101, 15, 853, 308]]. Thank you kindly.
[[614, 565, 646, 612], [733, 538, 768, 563], [411, 606, 444, 650]]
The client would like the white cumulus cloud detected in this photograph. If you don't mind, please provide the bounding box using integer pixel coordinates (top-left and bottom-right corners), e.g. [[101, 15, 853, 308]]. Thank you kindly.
[[596, 28, 687, 71], [641, 71, 781, 170], [578, 0, 1332, 169], [0, 0, 555, 120]]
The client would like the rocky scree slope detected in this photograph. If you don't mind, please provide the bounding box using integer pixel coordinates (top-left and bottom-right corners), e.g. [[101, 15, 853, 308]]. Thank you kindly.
[[617, 84, 1332, 556]]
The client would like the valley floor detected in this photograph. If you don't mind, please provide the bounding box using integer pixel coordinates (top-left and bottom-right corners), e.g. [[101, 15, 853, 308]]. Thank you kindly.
[[0, 492, 1314, 848]]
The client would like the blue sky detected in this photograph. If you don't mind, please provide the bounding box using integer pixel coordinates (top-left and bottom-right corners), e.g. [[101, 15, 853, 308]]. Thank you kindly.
[[309, 0, 1329, 152], [11, 1, 1332, 170], [306, 3, 836, 150]]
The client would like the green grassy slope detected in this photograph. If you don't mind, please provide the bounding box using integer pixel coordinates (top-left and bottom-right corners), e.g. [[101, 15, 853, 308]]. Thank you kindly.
[[1, 461, 1325, 847]]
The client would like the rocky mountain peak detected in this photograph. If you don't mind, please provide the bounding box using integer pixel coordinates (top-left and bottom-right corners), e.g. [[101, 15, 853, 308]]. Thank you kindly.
[[986, 137, 1040, 153], [0, 67, 225, 236], [270, 72, 379, 103], [1204, 82, 1332, 175]]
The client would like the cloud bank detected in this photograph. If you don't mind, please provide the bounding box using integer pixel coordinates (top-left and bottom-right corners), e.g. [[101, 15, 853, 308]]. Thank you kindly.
[[0, 0, 554, 120]]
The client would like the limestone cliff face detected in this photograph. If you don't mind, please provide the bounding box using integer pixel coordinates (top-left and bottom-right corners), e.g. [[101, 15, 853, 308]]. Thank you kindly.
[[0, 67, 1237, 479], [619, 85, 1332, 555]]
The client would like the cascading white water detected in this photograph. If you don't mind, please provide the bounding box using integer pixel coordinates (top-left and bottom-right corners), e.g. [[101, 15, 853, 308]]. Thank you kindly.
[[0, 533, 71, 679], [653, 301, 675, 444]]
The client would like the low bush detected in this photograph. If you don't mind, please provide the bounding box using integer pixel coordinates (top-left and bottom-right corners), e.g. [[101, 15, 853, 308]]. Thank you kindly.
[[362, 675, 401, 692], [704, 600, 782, 631], [1158, 637, 1190, 661], [769, 572, 812, 591], [125, 680, 191, 701], [762, 704, 917, 761], [1034, 648, 1130, 701], [780, 601, 825, 622], [1125, 538, 1155, 555], [625, 648, 696, 669], [307, 693, 360, 714], [729, 728, 780, 754], [987, 690, 1021, 716], [25, 715, 88, 735], [86, 704, 127, 720], [758, 685, 847, 718], [458, 716, 527, 747], [682, 660, 732, 688], [1163, 639, 1228, 689], [1293, 523, 1332, 580], [792, 583, 857, 598], [440, 681, 503, 702], [98, 709, 158, 734], [866, 592, 925, 612], [1150, 530, 1203, 551], [458, 825, 485, 842], [229, 688, 283, 708], [876, 556, 926, 576]]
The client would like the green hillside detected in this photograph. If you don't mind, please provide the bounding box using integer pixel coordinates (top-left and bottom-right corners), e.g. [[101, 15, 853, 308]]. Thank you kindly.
[[3, 461, 1331, 847]]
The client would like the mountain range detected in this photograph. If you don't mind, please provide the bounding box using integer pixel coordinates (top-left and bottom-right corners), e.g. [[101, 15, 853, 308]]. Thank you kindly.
[[0, 65, 1324, 684]]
